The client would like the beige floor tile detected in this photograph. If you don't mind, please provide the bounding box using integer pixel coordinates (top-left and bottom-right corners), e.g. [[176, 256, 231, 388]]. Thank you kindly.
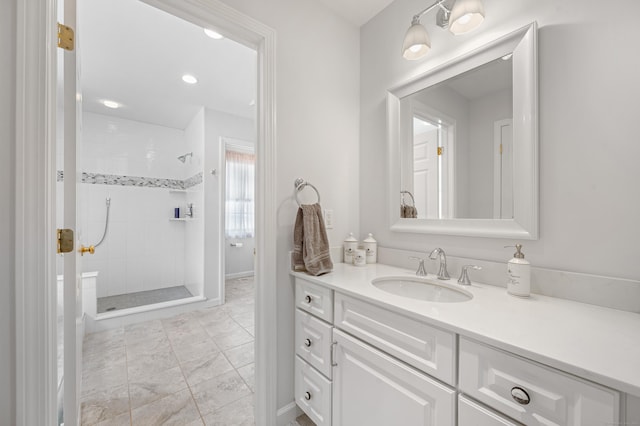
[[211, 327, 253, 351], [128, 366, 189, 409], [171, 335, 219, 364], [94, 411, 131, 426], [202, 317, 244, 338], [202, 394, 255, 426], [244, 326, 255, 337], [223, 342, 255, 369], [190, 370, 252, 416], [82, 362, 128, 398], [180, 351, 235, 387], [127, 349, 179, 382], [124, 319, 166, 345], [131, 389, 201, 426], [126, 335, 172, 360], [236, 363, 255, 392], [83, 345, 127, 375], [229, 311, 254, 328], [81, 384, 130, 425]]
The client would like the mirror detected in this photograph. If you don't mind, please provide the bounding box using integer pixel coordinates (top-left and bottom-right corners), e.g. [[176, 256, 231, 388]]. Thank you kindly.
[[388, 23, 538, 239]]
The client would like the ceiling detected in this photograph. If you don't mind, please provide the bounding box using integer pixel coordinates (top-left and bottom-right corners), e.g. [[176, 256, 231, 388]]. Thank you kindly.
[[81, 0, 257, 130], [316, 0, 396, 26], [80, 0, 394, 130]]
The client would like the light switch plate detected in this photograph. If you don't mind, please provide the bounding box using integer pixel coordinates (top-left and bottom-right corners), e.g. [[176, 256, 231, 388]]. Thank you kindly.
[[324, 209, 334, 229]]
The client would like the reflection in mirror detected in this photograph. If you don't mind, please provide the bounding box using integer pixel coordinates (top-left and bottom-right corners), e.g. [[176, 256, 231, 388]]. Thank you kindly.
[[388, 23, 538, 239], [403, 56, 513, 219]]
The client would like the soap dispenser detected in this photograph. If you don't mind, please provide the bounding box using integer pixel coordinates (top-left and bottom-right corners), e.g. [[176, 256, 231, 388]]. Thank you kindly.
[[505, 244, 530, 297]]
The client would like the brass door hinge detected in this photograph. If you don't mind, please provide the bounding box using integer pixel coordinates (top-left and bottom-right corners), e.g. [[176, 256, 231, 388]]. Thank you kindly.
[[57, 23, 75, 51], [500, 143, 503, 155], [437, 147, 443, 156], [57, 228, 74, 253]]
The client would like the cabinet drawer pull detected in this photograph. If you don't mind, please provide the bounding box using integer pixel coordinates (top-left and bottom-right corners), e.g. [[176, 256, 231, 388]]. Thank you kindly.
[[304, 391, 312, 401], [304, 338, 312, 347], [304, 295, 312, 304], [511, 387, 531, 405]]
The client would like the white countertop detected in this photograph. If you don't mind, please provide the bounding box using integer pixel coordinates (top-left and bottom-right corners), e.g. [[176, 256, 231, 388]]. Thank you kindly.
[[291, 262, 640, 397]]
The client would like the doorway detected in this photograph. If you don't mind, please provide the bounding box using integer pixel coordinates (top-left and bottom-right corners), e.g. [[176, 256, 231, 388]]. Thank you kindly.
[[15, 0, 277, 424]]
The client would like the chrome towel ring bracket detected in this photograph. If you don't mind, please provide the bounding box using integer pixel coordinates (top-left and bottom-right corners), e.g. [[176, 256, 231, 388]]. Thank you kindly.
[[400, 190, 415, 207], [294, 178, 321, 206]]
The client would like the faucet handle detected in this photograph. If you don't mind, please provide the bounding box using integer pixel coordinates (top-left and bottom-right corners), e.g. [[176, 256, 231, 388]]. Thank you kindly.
[[458, 265, 482, 286], [409, 256, 427, 276]]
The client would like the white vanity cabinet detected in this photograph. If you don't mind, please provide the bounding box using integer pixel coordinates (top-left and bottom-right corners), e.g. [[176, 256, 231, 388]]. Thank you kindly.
[[332, 328, 456, 425], [293, 275, 626, 426], [458, 338, 620, 426]]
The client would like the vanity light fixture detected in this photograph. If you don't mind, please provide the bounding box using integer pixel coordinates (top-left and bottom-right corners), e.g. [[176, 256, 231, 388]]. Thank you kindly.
[[182, 74, 198, 84], [203, 28, 223, 39], [402, 0, 485, 60]]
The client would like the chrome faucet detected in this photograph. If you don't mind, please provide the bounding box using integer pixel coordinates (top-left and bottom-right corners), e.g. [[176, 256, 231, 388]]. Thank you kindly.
[[429, 248, 450, 280]]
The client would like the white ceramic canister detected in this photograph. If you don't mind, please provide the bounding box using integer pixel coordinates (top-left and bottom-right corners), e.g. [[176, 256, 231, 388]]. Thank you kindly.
[[343, 233, 358, 264], [353, 249, 367, 267], [363, 233, 377, 264]]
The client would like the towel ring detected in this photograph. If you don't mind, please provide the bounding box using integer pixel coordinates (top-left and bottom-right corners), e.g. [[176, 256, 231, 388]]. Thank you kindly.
[[294, 178, 321, 206], [400, 190, 415, 207]]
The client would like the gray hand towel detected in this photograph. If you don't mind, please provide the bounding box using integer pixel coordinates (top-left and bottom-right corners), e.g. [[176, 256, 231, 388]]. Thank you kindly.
[[401, 205, 418, 218], [293, 203, 333, 276]]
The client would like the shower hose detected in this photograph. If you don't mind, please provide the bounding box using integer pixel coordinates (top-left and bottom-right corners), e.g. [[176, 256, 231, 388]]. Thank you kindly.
[[93, 197, 111, 247]]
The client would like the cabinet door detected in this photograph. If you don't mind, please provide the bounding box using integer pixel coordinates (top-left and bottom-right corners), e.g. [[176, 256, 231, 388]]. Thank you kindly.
[[459, 395, 520, 426], [332, 329, 455, 426]]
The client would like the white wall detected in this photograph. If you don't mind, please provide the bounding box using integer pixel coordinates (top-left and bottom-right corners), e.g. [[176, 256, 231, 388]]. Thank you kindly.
[[203, 109, 255, 301], [81, 112, 197, 298], [219, 0, 361, 414], [0, 0, 16, 423], [467, 88, 511, 218], [361, 0, 640, 281]]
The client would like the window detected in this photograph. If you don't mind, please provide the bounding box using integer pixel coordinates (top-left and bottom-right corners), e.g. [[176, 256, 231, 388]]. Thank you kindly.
[[225, 148, 255, 238]]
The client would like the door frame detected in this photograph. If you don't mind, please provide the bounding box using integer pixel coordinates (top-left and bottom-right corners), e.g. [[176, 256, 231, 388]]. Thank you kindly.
[[14, 0, 277, 424]]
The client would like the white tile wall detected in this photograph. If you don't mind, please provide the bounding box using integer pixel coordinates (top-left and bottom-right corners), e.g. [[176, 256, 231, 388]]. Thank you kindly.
[[80, 112, 205, 299]]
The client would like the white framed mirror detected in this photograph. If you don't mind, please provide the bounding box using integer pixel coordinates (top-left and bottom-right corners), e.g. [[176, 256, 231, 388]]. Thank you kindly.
[[388, 23, 538, 239]]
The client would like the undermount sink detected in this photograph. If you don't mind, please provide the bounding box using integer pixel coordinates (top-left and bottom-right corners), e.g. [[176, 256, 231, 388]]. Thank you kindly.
[[371, 276, 473, 303]]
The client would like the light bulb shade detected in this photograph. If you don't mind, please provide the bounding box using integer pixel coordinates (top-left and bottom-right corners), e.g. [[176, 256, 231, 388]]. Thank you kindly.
[[402, 22, 431, 60], [449, 0, 485, 35]]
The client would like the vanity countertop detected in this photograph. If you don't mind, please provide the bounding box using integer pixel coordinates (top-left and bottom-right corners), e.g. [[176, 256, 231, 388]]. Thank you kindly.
[[291, 262, 640, 397]]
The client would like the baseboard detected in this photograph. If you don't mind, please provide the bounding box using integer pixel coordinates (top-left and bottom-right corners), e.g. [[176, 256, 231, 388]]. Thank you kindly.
[[276, 401, 300, 426], [225, 271, 255, 280]]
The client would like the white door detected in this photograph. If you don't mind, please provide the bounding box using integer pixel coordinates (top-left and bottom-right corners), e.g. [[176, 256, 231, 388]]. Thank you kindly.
[[332, 329, 456, 426], [493, 119, 513, 219], [59, 0, 83, 424]]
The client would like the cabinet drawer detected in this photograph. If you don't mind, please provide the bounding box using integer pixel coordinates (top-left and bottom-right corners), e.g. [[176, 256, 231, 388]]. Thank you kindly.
[[296, 308, 333, 379], [334, 293, 456, 385], [332, 329, 455, 426], [296, 278, 333, 323], [459, 338, 620, 426], [295, 355, 332, 426], [459, 395, 520, 426]]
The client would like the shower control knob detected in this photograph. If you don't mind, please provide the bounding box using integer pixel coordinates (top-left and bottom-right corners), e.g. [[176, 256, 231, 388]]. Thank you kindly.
[[304, 338, 312, 347], [304, 295, 312, 304]]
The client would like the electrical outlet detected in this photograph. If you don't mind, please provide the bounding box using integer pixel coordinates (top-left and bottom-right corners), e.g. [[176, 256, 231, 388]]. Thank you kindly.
[[324, 209, 334, 229]]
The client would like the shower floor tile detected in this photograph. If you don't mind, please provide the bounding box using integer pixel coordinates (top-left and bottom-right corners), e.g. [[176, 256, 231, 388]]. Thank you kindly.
[[97, 286, 193, 313]]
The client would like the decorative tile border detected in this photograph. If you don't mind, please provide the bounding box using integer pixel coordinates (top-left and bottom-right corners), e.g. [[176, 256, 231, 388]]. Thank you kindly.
[[57, 171, 203, 190]]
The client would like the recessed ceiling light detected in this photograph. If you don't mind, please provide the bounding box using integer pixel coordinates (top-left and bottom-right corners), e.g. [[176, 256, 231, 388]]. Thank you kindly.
[[204, 28, 223, 39], [102, 100, 119, 109], [182, 74, 198, 84]]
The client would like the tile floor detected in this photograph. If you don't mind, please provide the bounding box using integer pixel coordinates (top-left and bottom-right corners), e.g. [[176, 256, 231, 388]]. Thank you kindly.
[[81, 277, 256, 425]]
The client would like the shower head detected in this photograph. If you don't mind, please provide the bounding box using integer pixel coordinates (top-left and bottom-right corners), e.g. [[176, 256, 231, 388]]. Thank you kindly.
[[177, 152, 193, 163]]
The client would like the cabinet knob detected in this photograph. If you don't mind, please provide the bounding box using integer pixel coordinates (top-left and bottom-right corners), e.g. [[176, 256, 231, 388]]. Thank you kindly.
[[304, 391, 312, 401], [304, 295, 312, 304], [304, 338, 312, 347], [511, 387, 531, 405]]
